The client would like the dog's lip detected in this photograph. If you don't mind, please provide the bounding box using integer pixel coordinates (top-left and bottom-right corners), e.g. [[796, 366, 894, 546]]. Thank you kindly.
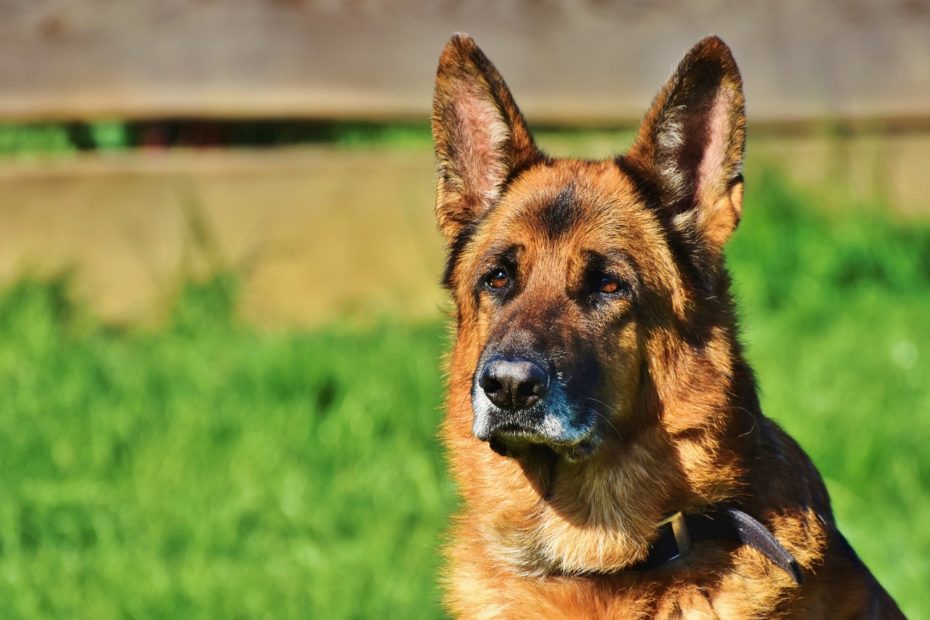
[[481, 409, 601, 456], [489, 424, 576, 446], [476, 422, 538, 444], [487, 424, 601, 463], [488, 422, 538, 437]]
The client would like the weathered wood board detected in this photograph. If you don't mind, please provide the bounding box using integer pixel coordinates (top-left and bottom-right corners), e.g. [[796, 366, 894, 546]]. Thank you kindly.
[[0, 0, 928, 123], [0, 148, 446, 326], [1, 133, 928, 327]]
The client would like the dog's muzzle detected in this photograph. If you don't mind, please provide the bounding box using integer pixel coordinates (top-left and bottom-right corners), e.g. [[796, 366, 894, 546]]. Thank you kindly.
[[471, 355, 599, 460]]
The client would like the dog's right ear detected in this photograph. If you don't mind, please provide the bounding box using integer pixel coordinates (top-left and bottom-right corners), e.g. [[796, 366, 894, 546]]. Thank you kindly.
[[626, 36, 746, 253], [432, 34, 541, 244]]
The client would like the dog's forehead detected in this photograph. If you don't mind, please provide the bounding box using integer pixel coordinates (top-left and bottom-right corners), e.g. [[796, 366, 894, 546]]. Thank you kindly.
[[488, 160, 655, 243]]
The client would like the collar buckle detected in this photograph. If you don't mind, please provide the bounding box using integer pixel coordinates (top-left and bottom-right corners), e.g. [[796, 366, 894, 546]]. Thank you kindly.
[[657, 511, 692, 561]]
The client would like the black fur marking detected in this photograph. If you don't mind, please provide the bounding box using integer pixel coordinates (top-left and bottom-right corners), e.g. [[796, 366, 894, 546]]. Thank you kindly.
[[441, 160, 544, 291], [664, 224, 716, 295], [614, 156, 661, 210], [442, 222, 477, 289], [615, 156, 718, 304], [539, 184, 577, 238]]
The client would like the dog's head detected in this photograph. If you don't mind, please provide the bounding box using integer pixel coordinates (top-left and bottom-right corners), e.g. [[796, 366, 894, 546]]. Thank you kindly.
[[433, 35, 746, 463]]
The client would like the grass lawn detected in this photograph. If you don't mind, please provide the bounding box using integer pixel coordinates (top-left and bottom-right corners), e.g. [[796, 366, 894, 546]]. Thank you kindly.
[[0, 171, 928, 618]]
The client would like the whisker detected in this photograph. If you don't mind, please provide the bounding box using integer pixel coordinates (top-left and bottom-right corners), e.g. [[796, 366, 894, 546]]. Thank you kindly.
[[582, 396, 623, 439]]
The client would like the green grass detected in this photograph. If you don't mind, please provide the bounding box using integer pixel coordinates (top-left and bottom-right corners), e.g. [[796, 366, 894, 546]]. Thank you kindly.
[[0, 172, 928, 618], [0, 121, 635, 156], [0, 278, 451, 618]]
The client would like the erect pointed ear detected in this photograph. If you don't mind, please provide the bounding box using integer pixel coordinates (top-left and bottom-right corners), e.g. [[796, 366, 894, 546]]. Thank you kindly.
[[626, 36, 746, 251], [432, 34, 542, 244]]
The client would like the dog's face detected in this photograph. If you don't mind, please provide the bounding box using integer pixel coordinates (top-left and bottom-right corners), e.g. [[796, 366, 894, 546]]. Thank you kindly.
[[433, 35, 746, 463], [460, 163, 665, 462]]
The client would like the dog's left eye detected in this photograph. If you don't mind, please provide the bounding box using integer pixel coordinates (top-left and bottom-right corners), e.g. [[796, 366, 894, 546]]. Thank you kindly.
[[599, 276, 621, 294], [592, 274, 630, 297]]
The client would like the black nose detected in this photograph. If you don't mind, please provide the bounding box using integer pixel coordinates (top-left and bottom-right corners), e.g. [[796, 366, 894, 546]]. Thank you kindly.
[[478, 358, 549, 410]]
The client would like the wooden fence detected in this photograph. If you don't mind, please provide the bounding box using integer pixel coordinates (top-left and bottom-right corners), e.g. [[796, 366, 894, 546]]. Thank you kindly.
[[1, 0, 928, 124], [1, 0, 928, 326]]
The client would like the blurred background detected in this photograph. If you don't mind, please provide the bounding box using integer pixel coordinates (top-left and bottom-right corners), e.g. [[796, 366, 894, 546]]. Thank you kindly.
[[0, 1, 928, 617]]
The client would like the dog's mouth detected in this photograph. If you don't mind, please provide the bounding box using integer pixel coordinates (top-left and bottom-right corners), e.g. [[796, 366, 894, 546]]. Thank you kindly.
[[472, 396, 602, 463], [488, 429, 600, 463]]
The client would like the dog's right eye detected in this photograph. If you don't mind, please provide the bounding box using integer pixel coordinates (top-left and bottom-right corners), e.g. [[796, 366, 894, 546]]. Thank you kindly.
[[485, 268, 511, 291]]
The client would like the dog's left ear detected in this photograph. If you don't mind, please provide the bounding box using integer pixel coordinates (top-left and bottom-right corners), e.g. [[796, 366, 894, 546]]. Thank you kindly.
[[626, 36, 746, 252]]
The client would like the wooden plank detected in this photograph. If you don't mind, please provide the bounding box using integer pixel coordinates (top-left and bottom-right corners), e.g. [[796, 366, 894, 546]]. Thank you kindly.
[[0, 148, 447, 327], [0, 0, 928, 124], [1, 135, 928, 327]]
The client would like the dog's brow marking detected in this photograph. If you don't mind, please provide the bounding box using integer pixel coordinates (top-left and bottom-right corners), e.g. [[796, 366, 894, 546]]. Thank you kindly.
[[442, 221, 478, 289], [479, 243, 521, 269], [539, 184, 578, 238]]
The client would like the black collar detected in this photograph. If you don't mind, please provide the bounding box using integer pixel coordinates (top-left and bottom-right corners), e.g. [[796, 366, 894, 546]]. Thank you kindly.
[[632, 507, 803, 585]]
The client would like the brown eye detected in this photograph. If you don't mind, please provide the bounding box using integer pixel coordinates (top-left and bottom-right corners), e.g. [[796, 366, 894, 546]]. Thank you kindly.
[[486, 269, 510, 290], [599, 276, 621, 294], [594, 274, 631, 298]]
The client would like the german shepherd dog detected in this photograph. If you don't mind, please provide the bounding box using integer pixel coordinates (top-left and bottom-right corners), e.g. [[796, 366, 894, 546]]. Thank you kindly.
[[431, 34, 903, 618]]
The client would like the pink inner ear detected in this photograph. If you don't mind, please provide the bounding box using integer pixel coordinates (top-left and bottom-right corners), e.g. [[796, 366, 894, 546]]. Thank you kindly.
[[696, 88, 736, 204], [451, 81, 509, 204]]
